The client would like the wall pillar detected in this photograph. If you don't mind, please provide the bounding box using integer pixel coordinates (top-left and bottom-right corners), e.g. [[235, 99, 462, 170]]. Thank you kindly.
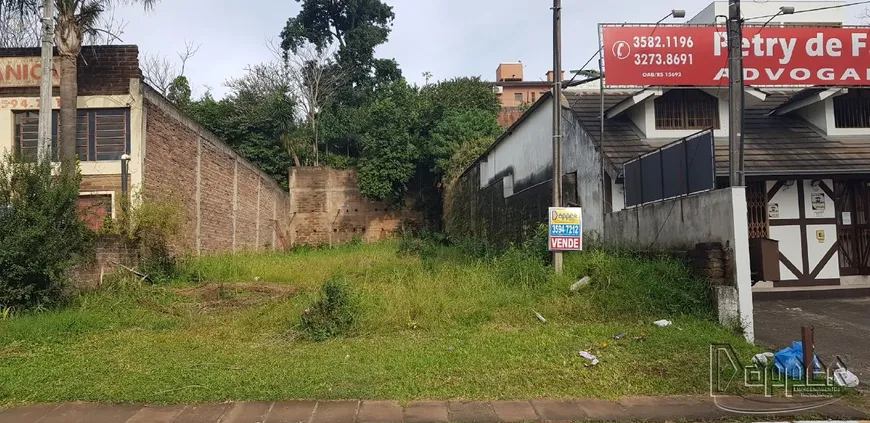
[[730, 187, 755, 343]]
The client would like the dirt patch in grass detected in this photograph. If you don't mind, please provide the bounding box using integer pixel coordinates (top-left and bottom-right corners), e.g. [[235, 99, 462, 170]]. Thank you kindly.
[[174, 283, 301, 310]]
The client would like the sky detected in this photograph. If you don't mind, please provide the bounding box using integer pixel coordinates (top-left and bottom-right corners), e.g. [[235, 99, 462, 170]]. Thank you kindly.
[[111, 0, 864, 98]]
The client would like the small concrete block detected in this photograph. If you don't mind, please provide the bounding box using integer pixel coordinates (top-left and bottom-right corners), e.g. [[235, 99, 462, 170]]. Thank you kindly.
[[174, 403, 231, 423], [36, 403, 100, 423], [221, 402, 273, 423], [530, 400, 586, 421], [126, 405, 187, 423], [311, 401, 358, 423], [404, 401, 448, 423], [357, 401, 403, 423], [491, 401, 538, 422], [573, 399, 629, 421], [448, 401, 498, 423], [0, 404, 60, 423], [265, 401, 316, 423]]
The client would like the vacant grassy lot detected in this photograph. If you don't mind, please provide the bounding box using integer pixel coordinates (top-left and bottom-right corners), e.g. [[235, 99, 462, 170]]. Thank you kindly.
[[0, 241, 759, 405]]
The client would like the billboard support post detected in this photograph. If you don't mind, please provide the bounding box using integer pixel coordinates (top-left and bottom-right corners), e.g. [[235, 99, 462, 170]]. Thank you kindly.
[[727, 0, 745, 187]]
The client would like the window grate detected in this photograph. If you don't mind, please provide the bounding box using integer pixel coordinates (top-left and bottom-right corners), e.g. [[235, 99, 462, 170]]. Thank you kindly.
[[14, 108, 129, 162], [654, 90, 720, 130], [834, 90, 870, 128]]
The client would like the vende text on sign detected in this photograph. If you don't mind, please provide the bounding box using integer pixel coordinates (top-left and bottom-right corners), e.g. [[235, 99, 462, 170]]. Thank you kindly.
[[0, 57, 60, 88], [602, 25, 870, 86], [548, 207, 583, 251]]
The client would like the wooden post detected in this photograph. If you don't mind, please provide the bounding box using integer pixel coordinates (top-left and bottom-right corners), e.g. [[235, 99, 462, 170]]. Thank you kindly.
[[801, 326, 814, 381]]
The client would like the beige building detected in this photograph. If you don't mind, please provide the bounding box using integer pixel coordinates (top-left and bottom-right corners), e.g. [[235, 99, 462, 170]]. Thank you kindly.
[[492, 63, 564, 126]]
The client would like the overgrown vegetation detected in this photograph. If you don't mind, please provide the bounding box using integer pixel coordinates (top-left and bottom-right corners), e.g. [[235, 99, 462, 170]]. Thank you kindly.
[[101, 195, 184, 283], [0, 155, 93, 309], [0, 240, 753, 404], [299, 278, 359, 341]]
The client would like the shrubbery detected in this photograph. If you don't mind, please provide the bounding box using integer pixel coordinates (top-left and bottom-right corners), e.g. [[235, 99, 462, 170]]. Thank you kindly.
[[0, 156, 93, 309], [299, 278, 359, 341]]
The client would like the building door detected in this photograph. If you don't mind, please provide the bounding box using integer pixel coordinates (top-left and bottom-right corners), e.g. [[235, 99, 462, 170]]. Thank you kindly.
[[835, 180, 870, 276]]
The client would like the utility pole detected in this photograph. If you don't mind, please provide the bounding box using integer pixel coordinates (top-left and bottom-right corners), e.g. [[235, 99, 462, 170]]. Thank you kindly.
[[37, 0, 54, 163], [727, 0, 745, 187], [552, 0, 563, 274]]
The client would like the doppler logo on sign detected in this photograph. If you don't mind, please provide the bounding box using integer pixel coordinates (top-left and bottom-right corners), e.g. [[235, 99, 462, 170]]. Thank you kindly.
[[549, 207, 583, 251], [601, 25, 870, 86]]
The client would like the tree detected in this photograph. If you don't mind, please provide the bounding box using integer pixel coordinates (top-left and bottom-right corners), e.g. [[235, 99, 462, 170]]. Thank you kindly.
[[422, 71, 433, 85], [278, 40, 344, 166], [0, 3, 40, 48], [184, 63, 299, 188], [357, 80, 419, 201], [1, 0, 160, 163], [280, 0, 402, 108], [141, 40, 200, 97], [429, 109, 502, 175]]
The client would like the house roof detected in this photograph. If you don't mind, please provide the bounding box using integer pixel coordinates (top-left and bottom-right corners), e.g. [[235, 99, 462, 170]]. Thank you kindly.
[[564, 88, 870, 177]]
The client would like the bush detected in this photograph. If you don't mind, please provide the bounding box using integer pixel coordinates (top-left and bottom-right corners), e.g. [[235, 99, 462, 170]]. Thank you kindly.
[[565, 249, 714, 320], [494, 245, 552, 288], [104, 196, 182, 283], [299, 278, 359, 341], [0, 156, 93, 309]]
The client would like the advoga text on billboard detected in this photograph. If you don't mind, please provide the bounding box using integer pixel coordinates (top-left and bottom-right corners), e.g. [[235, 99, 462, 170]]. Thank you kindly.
[[602, 25, 870, 86]]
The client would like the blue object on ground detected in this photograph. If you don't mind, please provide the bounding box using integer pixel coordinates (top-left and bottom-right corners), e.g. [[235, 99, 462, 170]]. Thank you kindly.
[[774, 341, 820, 379]]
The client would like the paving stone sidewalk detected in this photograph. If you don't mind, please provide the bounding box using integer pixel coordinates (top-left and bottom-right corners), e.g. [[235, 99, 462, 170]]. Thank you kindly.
[[1, 396, 867, 423]]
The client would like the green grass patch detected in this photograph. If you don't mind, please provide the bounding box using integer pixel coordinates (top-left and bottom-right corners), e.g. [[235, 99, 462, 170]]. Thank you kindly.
[[0, 241, 759, 405]]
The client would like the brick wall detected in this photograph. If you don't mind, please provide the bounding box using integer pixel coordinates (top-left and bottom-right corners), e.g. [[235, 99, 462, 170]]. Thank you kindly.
[[142, 86, 290, 255], [72, 235, 139, 290], [289, 167, 415, 246], [0, 45, 139, 97]]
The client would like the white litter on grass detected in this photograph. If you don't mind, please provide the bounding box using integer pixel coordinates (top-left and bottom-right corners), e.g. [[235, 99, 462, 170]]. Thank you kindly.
[[570, 276, 591, 292], [652, 319, 672, 327], [752, 352, 775, 366], [833, 367, 860, 388], [579, 351, 599, 366], [534, 311, 547, 324]]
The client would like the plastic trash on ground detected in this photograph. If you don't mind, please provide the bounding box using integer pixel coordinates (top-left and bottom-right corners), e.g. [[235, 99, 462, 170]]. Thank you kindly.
[[652, 319, 672, 327], [774, 341, 820, 379], [534, 311, 547, 324], [752, 352, 775, 366], [833, 366, 860, 388], [613, 332, 627, 340], [579, 351, 599, 366], [570, 276, 591, 292]]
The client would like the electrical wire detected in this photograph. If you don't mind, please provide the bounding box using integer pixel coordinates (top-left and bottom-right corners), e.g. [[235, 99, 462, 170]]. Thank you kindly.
[[743, 0, 870, 20]]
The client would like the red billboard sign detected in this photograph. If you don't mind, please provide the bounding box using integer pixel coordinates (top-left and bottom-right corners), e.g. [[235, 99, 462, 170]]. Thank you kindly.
[[602, 25, 870, 86]]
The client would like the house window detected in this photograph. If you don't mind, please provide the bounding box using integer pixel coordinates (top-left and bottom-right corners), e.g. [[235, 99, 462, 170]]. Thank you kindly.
[[514, 93, 523, 103], [14, 108, 130, 162], [654, 90, 720, 130], [834, 90, 870, 128], [13, 111, 58, 161], [531, 92, 536, 102]]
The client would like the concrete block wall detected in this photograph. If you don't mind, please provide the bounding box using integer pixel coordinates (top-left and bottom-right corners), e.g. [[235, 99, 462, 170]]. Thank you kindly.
[[142, 87, 290, 255], [289, 167, 414, 246], [72, 235, 139, 290]]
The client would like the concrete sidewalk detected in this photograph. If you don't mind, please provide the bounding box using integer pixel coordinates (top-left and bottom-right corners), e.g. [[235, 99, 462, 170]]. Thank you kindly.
[[1, 396, 868, 423]]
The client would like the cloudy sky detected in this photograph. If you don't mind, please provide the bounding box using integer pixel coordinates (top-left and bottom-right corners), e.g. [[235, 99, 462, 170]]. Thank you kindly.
[[111, 0, 863, 98]]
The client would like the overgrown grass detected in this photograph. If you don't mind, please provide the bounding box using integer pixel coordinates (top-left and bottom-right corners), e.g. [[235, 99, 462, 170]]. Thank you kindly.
[[0, 241, 758, 405]]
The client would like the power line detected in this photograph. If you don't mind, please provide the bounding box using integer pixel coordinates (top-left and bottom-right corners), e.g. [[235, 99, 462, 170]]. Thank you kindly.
[[744, 0, 870, 20]]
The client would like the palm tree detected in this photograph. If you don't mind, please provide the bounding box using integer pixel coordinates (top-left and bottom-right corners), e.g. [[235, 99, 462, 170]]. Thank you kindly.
[[2, 0, 158, 161]]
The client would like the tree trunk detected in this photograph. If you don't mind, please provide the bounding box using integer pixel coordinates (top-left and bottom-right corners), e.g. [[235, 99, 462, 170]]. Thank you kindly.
[[59, 54, 78, 164]]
